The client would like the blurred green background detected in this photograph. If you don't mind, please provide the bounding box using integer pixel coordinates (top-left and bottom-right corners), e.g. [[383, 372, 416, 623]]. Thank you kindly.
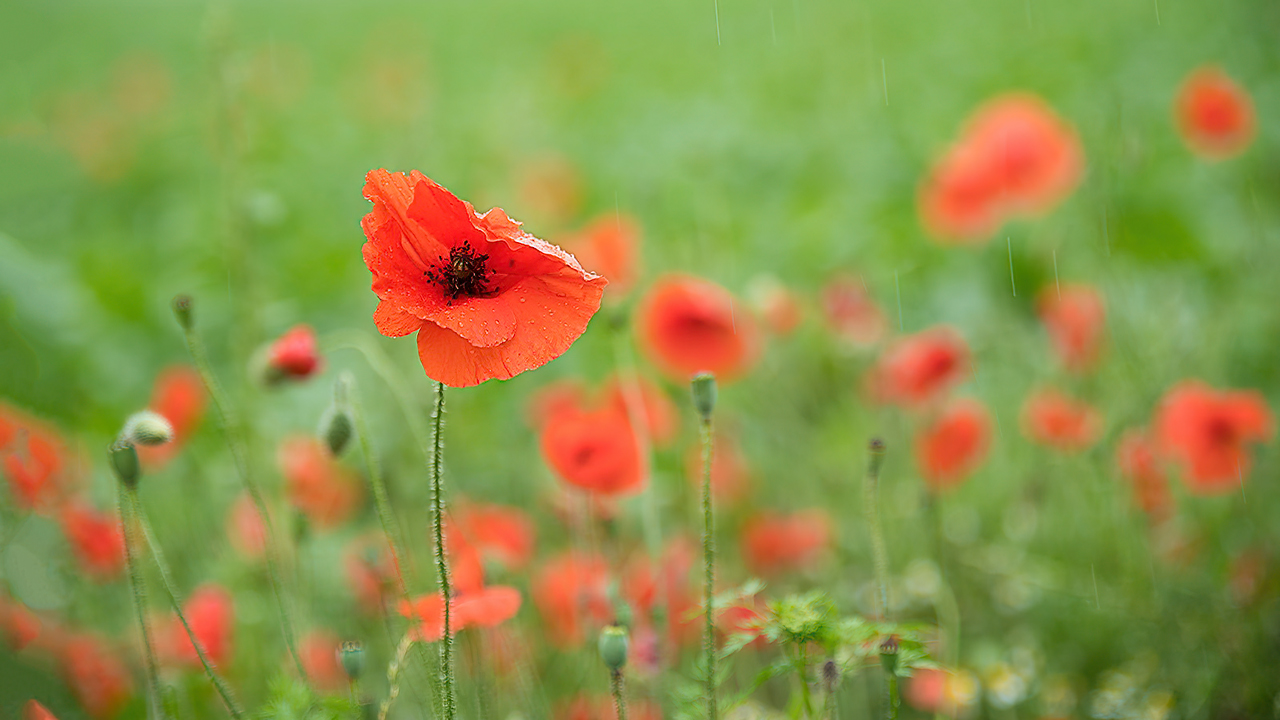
[[1, 0, 1279, 718]]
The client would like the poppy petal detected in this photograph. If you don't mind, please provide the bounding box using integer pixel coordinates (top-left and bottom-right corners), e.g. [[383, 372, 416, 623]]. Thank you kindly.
[[374, 301, 425, 338]]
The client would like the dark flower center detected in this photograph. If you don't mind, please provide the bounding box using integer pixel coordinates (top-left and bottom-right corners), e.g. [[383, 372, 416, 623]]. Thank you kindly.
[[426, 243, 490, 300]]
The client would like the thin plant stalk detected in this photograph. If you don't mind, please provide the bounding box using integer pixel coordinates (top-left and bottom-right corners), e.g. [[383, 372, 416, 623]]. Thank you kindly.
[[118, 482, 166, 720], [698, 417, 717, 720], [862, 438, 899, 720], [175, 300, 306, 680], [428, 380, 457, 720], [380, 632, 417, 720], [610, 670, 628, 720], [132, 492, 245, 719]]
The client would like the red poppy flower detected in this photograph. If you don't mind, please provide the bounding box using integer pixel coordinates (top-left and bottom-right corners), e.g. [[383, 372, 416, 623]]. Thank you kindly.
[[345, 538, 397, 615], [636, 274, 759, 383], [564, 214, 641, 297], [821, 275, 887, 348], [266, 324, 323, 382], [532, 552, 611, 646], [1116, 429, 1172, 519], [563, 695, 662, 720], [58, 502, 124, 580], [1, 594, 41, 650], [919, 140, 1004, 244], [684, 429, 752, 503], [749, 276, 804, 336], [300, 630, 346, 693], [539, 402, 643, 496], [1154, 381, 1273, 494], [741, 510, 832, 577], [58, 633, 133, 719], [623, 538, 698, 648], [1020, 388, 1102, 452], [906, 669, 961, 716], [136, 365, 206, 470], [278, 436, 363, 528], [1176, 67, 1256, 160], [916, 398, 992, 491], [24, 700, 57, 720], [398, 585, 521, 640], [454, 503, 536, 569], [157, 584, 234, 668], [0, 404, 69, 512], [717, 597, 770, 649], [867, 326, 971, 408], [226, 492, 267, 560], [1036, 284, 1106, 373], [361, 169, 607, 387], [526, 379, 589, 429], [603, 374, 680, 449]]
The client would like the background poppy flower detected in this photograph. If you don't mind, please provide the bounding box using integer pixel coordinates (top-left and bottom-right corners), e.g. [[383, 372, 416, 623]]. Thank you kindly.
[[1020, 388, 1102, 452], [299, 630, 347, 693], [636, 274, 759, 383], [226, 491, 268, 560], [362, 169, 607, 387], [1176, 67, 1255, 160], [278, 435, 364, 528], [821, 275, 888, 348], [964, 94, 1083, 217], [345, 538, 396, 615], [919, 140, 1004, 243], [58, 633, 133, 719], [0, 404, 69, 512], [454, 502, 536, 569], [740, 510, 832, 577], [868, 326, 971, 408], [623, 538, 698, 648], [563, 214, 641, 297], [1, 594, 42, 650], [1037, 284, 1106, 373], [158, 584, 235, 668], [749, 275, 804, 337], [916, 398, 992, 491], [401, 585, 522, 639], [532, 552, 611, 646], [265, 324, 323, 382], [58, 502, 124, 580], [1154, 381, 1273, 494], [603, 374, 680, 448], [539, 403, 643, 496], [1116, 429, 1172, 519], [24, 700, 57, 720], [137, 365, 206, 470]]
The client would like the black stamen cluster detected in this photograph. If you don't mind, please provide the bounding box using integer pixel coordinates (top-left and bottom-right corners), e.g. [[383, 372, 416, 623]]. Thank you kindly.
[[425, 243, 490, 300]]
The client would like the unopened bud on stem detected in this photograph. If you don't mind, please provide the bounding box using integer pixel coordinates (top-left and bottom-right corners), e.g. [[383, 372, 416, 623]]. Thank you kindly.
[[867, 437, 886, 478], [109, 441, 140, 489], [690, 372, 717, 424], [598, 624, 629, 672], [172, 295, 194, 331], [338, 640, 366, 680], [124, 411, 174, 446]]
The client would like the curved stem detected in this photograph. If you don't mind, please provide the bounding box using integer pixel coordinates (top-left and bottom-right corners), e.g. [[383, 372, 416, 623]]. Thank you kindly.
[[429, 381, 457, 720], [179, 320, 306, 681], [133, 492, 245, 719], [119, 483, 166, 720], [380, 632, 417, 720], [699, 418, 717, 720]]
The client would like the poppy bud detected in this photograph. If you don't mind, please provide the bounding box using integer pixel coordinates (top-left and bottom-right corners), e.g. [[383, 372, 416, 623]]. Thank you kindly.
[[868, 437, 887, 477], [338, 640, 366, 680], [318, 405, 354, 458], [821, 658, 841, 694], [172, 294, 194, 330], [109, 440, 140, 488], [598, 624, 629, 672], [124, 410, 175, 446], [878, 634, 899, 676], [691, 372, 717, 424], [265, 325, 323, 384]]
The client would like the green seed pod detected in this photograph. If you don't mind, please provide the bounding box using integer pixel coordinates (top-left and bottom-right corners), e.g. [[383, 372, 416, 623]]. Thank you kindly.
[[338, 640, 366, 680], [598, 625, 629, 672], [109, 441, 140, 489], [690, 372, 717, 423], [318, 405, 354, 457], [124, 410, 175, 446], [172, 295, 194, 330]]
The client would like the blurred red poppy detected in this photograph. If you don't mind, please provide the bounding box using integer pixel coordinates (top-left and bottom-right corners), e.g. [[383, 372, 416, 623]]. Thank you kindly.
[[362, 169, 607, 387], [278, 436, 363, 528], [916, 398, 992, 491], [226, 492, 268, 560], [58, 633, 133, 719], [0, 404, 70, 512], [157, 584, 235, 668], [58, 502, 124, 581], [867, 327, 971, 408], [564, 214, 641, 297], [539, 402, 643, 496], [300, 630, 346, 693], [603, 374, 680, 449], [717, 596, 770, 649], [1116, 429, 1172, 520], [1154, 381, 1273, 495], [345, 538, 397, 615], [1020, 388, 1101, 452], [266, 324, 323, 382], [1, 594, 41, 651], [741, 510, 832, 577], [1176, 67, 1255, 160], [399, 584, 521, 640], [136, 365, 205, 470], [636, 274, 759, 383], [532, 552, 611, 646], [24, 700, 57, 720], [623, 538, 698, 648], [821, 275, 887, 348], [750, 276, 804, 337], [454, 502, 536, 570], [1036, 284, 1106, 373], [919, 140, 1004, 243], [684, 429, 752, 503]]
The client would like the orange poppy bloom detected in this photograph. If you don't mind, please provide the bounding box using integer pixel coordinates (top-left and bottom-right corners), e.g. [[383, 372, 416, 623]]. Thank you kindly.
[[278, 436, 364, 529], [717, 596, 770, 649], [299, 630, 346, 693], [266, 324, 323, 382], [1020, 388, 1101, 452], [867, 326, 971, 408], [532, 552, 611, 646], [918, 140, 1004, 244], [1154, 381, 1273, 494], [136, 365, 206, 470], [1116, 429, 1172, 519], [58, 633, 133, 720], [539, 401, 643, 496], [0, 404, 70, 512], [563, 214, 641, 297], [821, 275, 887, 348], [24, 700, 57, 720], [361, 169, 607, 387], [344, 537, 397, 616], [225, 491, 268, 560], [749, 276, 804, 337], [398, 585, 521, 641], [453, 502, 536, 569], [1, 594, 41, 651], [741, 510, 832, 577], [636, 274, 759, 383], [157, 584, 235, 668], [58, 502, 124, 581], [1036, 284, 1106, 373], [916, 398, 992, 491], [1175, 67, 1255, 160], [603, 374, 680, 449], [623, 538, 699, 648]]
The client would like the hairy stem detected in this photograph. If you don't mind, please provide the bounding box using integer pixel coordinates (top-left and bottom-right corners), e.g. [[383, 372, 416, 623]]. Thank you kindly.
[[699, 418, 717, 720], [118, 483, 166, 720], [380, 632, 417, 720], [133, 492, 245, 719], [429, 381, 457, 720], [611, 670, 628, 720]]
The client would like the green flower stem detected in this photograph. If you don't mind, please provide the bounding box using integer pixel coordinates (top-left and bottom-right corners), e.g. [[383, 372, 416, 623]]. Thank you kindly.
[[118, 483, 166, 720], [610, 670, 628, 720], [177, 309, 306, 681], [699, 417, 717, 720], [429, 381, 457, 720], [132, 491, 245, 720], [862, 439, 898, 720]]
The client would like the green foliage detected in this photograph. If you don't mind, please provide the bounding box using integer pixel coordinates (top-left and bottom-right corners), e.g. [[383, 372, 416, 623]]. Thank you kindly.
[[254, 677, 359, 720]]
